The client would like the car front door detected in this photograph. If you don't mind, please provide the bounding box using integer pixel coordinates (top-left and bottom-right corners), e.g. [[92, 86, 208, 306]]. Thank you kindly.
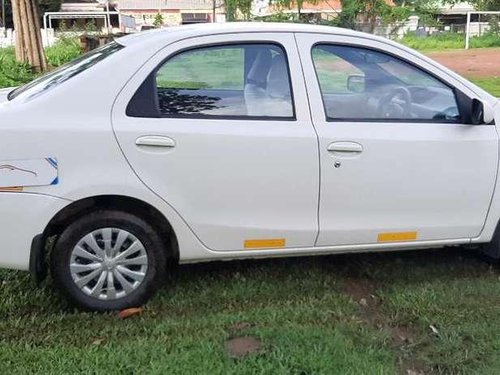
[[113, 33, 319, 251], [296, 33, 498, 247]]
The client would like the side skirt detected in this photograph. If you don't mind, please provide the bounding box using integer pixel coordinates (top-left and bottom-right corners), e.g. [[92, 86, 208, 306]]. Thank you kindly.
[[179, 238, 472, 264]]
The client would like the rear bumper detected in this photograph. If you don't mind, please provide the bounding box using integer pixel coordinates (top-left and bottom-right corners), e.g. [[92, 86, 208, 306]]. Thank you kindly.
[[0, 192, 69, 270]]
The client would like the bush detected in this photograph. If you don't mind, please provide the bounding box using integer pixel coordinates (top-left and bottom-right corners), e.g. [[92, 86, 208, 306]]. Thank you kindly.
[[45, 36, 81, 67], [400, 31, 500, 51], [0, 37, 82, 89], [470, 32, 500, 48], [0, 48, 36, 88]]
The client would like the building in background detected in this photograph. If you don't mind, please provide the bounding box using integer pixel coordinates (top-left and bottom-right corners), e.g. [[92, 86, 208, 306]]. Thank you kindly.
[[263, 0, 342, 22], [116, 0, 225, 27], [435, 2, 481, 33], [61, 0, 108, 12], [59, 0, 118, 29]]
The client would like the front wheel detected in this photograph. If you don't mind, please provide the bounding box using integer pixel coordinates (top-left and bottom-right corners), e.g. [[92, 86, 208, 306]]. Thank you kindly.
[[50, 210, 167, 311]]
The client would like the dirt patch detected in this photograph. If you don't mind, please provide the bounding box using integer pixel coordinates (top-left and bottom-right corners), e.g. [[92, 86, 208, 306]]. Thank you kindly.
[[225, 337, 263, 359], [341, 277, 426, 374], [426, 48, 500, 78], [392, 325, 415, 346], [342, 277, 384, 327], [342, 277, 376, 303]]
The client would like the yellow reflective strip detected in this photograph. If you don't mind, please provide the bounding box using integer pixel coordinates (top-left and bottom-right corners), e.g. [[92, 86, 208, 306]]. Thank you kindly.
[[244, 238, 286, 249], [377, 231, 418, 242], [0, 186, 23, 192]]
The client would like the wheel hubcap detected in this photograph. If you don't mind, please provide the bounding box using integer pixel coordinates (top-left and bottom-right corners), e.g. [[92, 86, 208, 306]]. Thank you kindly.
[[69, 228, 148, 300]]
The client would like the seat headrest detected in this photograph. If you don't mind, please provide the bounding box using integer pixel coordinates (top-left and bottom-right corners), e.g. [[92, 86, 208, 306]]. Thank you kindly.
[[267, 54, 291, 99], [247, 49, 272, 86]]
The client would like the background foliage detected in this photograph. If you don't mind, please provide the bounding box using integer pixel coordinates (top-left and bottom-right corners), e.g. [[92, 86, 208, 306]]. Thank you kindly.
[[0, 36, 79, 87], [1, 0, 62, 28]]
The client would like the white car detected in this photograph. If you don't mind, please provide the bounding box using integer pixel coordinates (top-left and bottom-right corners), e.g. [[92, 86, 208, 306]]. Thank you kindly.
[[0, 23, 499, 311]]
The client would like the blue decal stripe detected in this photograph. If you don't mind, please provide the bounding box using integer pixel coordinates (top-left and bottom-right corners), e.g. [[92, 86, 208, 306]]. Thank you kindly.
[[46, 158, 58, 169]]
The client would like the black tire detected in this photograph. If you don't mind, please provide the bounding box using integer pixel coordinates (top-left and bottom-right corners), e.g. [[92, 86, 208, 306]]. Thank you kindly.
[[479, 222, 500, 261], [50, 210, 167, 311]]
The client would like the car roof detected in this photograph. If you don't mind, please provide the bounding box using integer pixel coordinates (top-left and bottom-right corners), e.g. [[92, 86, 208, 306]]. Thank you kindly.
[[116, 22, 380, 47]]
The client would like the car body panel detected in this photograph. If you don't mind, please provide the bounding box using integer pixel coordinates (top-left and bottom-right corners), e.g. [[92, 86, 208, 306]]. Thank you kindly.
[[0, 192, 69, 270], [295, 32, 499, 246], [0, 87, 13, 102], [112, 33, 320, 251], [0, 23, 498, 272]]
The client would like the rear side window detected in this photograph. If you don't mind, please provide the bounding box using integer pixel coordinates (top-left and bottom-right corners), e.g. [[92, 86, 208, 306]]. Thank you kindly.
[[9, 42, 123, 101], [153, 43, 294, 119]]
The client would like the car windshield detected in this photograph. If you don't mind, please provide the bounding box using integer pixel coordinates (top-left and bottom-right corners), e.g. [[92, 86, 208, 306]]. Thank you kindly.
[[8, 42, 124, 101]]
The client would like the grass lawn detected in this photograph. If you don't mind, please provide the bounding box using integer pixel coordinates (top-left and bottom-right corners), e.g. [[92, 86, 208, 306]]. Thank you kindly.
[[1, 249, 500, 373], [470, 77, 500, 97], [400, 33, 500, 51]]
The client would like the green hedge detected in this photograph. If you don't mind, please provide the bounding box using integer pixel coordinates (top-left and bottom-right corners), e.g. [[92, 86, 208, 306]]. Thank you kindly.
[[400, 32, 500, 51], [0, 37, 82, 89]]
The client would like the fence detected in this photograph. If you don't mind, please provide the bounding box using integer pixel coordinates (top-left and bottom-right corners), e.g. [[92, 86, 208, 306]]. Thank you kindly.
[[0, 28, 56, 48]]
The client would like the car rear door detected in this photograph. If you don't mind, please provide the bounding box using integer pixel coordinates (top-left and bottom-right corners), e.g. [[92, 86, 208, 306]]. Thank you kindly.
[[112, 33, 319, 252], [295, 32, 498, 247]]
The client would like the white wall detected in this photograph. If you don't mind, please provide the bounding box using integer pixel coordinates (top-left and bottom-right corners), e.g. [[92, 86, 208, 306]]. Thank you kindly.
[[0, 28, 57, 48]]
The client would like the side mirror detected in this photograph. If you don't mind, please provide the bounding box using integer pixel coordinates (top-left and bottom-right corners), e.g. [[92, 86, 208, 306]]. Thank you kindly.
[[483, 101, 495, 124], [347, 75, 365, 93], [472, 98, 495, 125]]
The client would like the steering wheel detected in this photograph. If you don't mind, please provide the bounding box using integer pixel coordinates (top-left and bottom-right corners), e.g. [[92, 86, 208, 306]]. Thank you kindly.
[[377, 87, 412, 119], [433, 106, 460, 120]]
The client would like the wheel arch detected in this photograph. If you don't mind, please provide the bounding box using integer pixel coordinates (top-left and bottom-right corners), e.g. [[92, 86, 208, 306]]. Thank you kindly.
[[43, 195, 179, 261]]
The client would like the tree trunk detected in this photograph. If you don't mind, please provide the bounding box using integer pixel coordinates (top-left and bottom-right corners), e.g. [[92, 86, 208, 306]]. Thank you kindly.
[[11, 0, 47, 73]]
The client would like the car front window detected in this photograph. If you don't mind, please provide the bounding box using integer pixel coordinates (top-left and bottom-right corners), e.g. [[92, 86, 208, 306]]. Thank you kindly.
[[312, 44, 461, 122], [8, 42, 123, 102]]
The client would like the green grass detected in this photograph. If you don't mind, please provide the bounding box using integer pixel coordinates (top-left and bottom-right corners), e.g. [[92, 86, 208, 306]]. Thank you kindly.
[[400, 32, 500, 51], [0, 48, 36, 88], [470, 77, 500, 97], [157, 47, 245, 90], [1, 249, 500, 373]]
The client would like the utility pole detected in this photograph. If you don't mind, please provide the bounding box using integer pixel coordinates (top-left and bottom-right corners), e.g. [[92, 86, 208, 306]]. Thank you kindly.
[[1, 0, 5, 33], [98, 0, 112, 34], [212, 0, 216, 23], [106, 0, 111, 34]]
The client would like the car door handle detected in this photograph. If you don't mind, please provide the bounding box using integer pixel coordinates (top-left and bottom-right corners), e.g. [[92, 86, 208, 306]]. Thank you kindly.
[[135, 136, 176, 148], [327, 142, 363, 154]]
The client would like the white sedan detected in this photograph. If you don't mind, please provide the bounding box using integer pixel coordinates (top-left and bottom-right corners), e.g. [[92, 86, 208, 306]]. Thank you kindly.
[[0, 23, 498, 311]]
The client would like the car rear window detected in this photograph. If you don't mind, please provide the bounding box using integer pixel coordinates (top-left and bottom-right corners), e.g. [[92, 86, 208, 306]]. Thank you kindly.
[[8, 42, 123, 101], [150, 43, 295, 119]]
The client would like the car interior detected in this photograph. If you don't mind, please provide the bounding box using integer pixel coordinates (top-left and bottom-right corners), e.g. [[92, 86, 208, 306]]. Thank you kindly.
[[155, 44, 294, 118], [313, 45, 461, 122], [155, 43, 460, 122]]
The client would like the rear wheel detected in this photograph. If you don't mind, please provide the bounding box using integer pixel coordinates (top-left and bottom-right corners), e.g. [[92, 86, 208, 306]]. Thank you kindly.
[[50, 210, 166, 311]]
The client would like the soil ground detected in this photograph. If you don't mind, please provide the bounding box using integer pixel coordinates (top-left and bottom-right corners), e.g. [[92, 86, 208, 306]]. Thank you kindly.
[[426, 48, 500, 78]]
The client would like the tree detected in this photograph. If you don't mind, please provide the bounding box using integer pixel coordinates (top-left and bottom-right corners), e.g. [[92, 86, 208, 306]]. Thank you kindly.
[[153, 13, 164, 27], [268, 0, 320, 21], [3, 0, 62, 28], [225, 0, 252, 21], [445, 0, 499, 10], [11, 0, 47, 72], [39, 0, 63, 14], [331, 0, 408, 30]]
